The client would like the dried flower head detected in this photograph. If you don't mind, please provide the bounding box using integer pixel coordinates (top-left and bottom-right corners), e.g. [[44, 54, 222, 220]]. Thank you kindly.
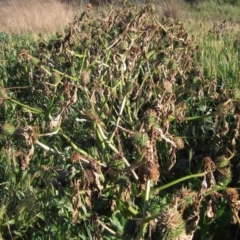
[[81, 71, 90, 85], [174, 137, 185, 150], [203, 157, 216, 171], [225, 188, 239, 203], [139, 160, 160, 182], [154, 207, 185, 240], [217, 167, 232, 186], [71, 152, 80, 163], [163, 80, 173, 93]]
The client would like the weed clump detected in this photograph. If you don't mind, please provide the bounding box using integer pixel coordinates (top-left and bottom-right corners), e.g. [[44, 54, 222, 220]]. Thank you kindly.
[[1, 2, 240, 239]]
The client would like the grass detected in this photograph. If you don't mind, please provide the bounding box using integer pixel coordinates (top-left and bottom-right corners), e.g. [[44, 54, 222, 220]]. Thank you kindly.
[[1, 0, 240, 34], [185, 19, 240, 87], [0, 0, 79, 34]]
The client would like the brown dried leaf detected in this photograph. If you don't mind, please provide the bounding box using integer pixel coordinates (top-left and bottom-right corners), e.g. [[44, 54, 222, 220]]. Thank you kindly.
[[206, 199, 215, 219], [93, 171, 102, 192]]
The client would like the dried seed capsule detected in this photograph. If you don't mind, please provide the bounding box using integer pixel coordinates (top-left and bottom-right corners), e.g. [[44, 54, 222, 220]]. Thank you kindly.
[[0, 87, 8, 98], [81, 71, 90, 85], [120, 41, 129, 51], [52, 72, 61, 84], [83, 39, 91, 48], [168, 60, 177, 70], [153, 207, 185, 240]]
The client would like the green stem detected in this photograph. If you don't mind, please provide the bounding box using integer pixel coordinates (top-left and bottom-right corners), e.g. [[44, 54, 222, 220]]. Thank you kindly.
[[96, 123, 106, 150], [134, 180, 151, 240], [155, 172, 206, 192], [60, 131, 88, 156], [128, 205, 139, 215], [52, 69, 77, 81], [80, 49, 88, 74], [169, 112, 238, 122], [96, 123, 139, 180], [8, 98, 43, 114]]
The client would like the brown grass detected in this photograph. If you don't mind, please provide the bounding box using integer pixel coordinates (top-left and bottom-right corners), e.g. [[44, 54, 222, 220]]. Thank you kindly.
[[0, 0, 81, 34], [161, 0, 180, 19]]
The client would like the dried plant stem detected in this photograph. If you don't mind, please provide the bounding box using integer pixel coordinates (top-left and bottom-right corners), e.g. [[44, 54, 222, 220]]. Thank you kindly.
[[38, 128, 60, 137], [96, 122, 139, 180], [153, 15, 168, 32], [143, 180, 151, 218], [35, 140, 63, 155], [109, 95, 127, 143], [97, 220, 123, 239], [232, 208, 240, 227]]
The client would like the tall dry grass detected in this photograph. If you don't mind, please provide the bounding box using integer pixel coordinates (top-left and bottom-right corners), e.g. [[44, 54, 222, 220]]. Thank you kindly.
[[0, 0, 81, 34], [161, 0, 181, 19]]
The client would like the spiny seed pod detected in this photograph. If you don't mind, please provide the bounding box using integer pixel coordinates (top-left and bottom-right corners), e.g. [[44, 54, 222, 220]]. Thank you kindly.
[[217, 102, 234, 114], [71, 152, 80, 163], [111, 29, 119, 38], [83, 39, 91, 48], [52, 72, 61, 84], [139, 160, 160, 182], [233, 89, 240, 99], [163, 80, 172, 93], [146, 199, 162, 215], [81, 24, 88, 32], [176, 20, 183, 25], [162, 57, 170, 65], [177, 187, 196, 206], [101, 10, 107, 18], [120, 41, 129, 51], [217, 167, 232, 186], [168, 60, 177, 70], [216, 155, 229, 168], [174, 137, 185, 150], [53, 107, 61, 115], [0, 87, 8, 98], [92, 20, 100, 28], [149, 3, 156, 13], [88, 146, 99, 158], [102, 38, 108, 47], [1, 123, 15, 136], [81, 71, 90, 85], [154, 207, 185, 240], [86, 3, 92, 9], [144, 109, 158, 129], [133, 132, 149, 148], [56, 32, 62, 39], [111, 78, 118, 88], [225, 188, 239, 203], [128, 11, 135, 20], [41, 165, 48, 171]]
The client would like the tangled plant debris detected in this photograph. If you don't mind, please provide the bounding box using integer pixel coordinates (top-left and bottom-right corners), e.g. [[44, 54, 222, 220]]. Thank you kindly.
[[1, 3, 240, 240]]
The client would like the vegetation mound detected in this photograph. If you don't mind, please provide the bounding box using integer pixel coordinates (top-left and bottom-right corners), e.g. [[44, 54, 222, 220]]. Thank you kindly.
[[0, 3, 240, 239]]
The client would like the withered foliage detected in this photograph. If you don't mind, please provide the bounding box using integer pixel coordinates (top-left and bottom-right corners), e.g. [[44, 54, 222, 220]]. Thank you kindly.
[[1, 2, 240, 239]]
